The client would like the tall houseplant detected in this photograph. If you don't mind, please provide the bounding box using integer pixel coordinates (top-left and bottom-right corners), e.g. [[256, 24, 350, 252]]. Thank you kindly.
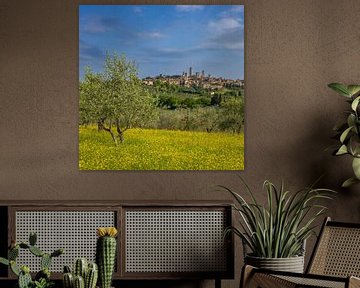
[[223, 179, 334, 272], [328, 83, 360, 187]]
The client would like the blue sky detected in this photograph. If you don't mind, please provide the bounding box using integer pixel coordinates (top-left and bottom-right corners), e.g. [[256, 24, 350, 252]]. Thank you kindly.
[[79, 5, 244, 79]]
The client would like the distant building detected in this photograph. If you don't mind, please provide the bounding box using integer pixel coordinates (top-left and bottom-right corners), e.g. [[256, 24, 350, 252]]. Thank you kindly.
[[142, 67, 244, 90]]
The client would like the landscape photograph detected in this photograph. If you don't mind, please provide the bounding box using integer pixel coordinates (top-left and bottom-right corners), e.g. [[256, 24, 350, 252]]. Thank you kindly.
[[79, 5, 245, 170]]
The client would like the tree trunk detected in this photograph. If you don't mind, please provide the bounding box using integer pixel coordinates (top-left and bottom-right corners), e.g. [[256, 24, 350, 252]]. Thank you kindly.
[[97, 119, 105, 132], [103, 124, 117, 145], [116, 120, 125, 143]]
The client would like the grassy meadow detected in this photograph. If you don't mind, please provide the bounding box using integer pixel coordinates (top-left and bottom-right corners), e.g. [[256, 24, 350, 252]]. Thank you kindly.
[[79, 126, 244, 170]]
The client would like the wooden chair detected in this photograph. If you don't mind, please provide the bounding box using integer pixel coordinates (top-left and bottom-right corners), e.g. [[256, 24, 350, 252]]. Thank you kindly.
[[241, 217, 360, 288]]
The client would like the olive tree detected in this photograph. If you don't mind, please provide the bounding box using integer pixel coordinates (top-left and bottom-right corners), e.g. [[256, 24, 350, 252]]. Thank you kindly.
[[218, 97, 244, 133], [80, 54, 158, 144]]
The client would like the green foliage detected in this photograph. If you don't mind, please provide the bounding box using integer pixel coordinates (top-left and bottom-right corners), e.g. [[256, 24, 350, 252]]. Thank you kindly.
[[32, 278, 54, 288], [328, 82, 360, 187], [0, 233, 63, 288], [218, 97, 244, 133], [80, 53, 158, 144], [223, 179, 335, 258], [79, 126, 244, 170], [62, 259, 98, 288], [19, 270, 32, 288]]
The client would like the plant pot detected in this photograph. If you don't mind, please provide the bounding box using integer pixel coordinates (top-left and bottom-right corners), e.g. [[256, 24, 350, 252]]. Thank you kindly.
[[245, 254, 304, 273]]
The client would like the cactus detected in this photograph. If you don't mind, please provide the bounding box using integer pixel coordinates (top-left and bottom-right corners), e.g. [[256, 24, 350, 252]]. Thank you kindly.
[[74, 275, 85, 288], [0, 257, 9, 266], [96, 227, 118, 288], [29, 245, 44, 257], [51, 248, 64, 258], [64, 265, 72, 273], [9, 246, 19, 260], [63, 260, 98, 288], [10, 260, 20, 276], [0, 232, 63, 288], [35, 268, 50, 282], [63, 272, 74, 288], [41, 253, 52, 270], [29, 232, 37, 246], [85, 263, 98, 288], [19, 243, 29, 249], [18, 270, 32, 288], [74, 258, 88, 279]]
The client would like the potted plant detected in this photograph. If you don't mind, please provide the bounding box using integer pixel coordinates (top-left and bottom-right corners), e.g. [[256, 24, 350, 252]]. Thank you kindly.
[[328, 83, 360, 187], [222, 179, 334, 273], [0, 232, 63, 288], [62, 258, 98, 288]]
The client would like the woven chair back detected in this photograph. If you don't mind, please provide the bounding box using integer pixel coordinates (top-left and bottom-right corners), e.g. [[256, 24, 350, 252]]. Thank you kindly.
[[308, 218, 360, 278]]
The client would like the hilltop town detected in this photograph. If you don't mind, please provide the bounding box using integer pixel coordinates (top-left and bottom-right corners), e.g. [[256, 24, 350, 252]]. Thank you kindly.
[[142, 67, 244, 91]]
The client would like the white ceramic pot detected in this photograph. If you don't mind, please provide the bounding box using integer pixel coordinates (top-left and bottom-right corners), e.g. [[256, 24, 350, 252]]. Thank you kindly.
[[245, 254, 305, 273]]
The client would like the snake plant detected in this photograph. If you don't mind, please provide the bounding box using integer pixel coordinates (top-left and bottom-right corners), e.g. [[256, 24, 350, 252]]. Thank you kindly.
[[223, 179, 334, 258]]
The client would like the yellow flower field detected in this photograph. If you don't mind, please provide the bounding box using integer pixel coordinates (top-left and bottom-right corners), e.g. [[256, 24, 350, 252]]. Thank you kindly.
[[79, 126, 244, 170]]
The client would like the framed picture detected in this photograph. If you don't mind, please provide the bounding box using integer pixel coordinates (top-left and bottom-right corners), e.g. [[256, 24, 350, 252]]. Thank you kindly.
[[79, 4, 244, 170]]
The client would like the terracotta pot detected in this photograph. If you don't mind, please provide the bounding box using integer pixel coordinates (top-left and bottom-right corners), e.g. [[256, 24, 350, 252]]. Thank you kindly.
[[245, 254, 304, 273]]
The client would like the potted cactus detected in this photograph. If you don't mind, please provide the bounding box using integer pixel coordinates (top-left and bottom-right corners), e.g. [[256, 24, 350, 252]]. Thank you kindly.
[[62, 258, 98, 288], [96, 227, 118, 288], [0, 232, 63, 288]]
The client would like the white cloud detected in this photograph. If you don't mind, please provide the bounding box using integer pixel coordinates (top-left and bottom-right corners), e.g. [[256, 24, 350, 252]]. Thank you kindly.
[[176, 5, 204, 12], [138, 32, 166, 39], [81, 16, 118, 33], [220, 5, 244, 18], [208, 17, 243, 33], [230, 6, 244, 13]]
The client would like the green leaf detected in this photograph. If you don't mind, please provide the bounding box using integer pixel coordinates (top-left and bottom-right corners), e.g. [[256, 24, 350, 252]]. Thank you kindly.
[[347, 85, 360, 97], [10, 261, 20, 276], [0, 257, 9, 266], [351, 96, 360, 111], [336, 145, 348, 155], [340, 126, 353, 143], [352, 157, 360, 179], [342, 177, 360, 188], [348, 135, 360, 157], [347, 114, 356, 128], [328, 83, 351, 97]]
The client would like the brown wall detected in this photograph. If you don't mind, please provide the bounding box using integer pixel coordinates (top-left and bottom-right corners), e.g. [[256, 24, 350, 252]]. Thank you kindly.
[[1, 0, 360, 287]]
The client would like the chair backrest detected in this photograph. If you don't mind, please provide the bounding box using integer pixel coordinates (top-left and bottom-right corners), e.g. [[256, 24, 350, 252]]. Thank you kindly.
[[307, 217, 360, 277]]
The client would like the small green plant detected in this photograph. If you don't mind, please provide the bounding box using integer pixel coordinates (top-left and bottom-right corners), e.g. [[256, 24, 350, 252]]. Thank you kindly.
[[328, 83, 360, 187], [0, 232, 63, 288], [96, 227, 118, 288], [222, 179, 334, 258], [62, 258, 98, 288]]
